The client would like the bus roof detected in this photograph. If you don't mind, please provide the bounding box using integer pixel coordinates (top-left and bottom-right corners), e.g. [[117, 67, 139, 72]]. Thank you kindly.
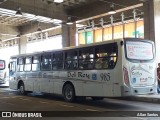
[[10, 38, 153, 58]]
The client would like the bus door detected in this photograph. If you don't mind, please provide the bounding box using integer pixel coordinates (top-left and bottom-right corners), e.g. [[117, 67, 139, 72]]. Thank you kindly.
[[8, 61, 17, 89]]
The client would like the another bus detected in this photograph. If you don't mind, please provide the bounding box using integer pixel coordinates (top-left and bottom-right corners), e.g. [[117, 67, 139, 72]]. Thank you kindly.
[[8, 38, 157, 102], [0, 59, 6, 84]]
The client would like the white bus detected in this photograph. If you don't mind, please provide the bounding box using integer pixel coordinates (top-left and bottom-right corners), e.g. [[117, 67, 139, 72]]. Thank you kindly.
[[0, 59, 6, 84], [9, 38, 157, 102]]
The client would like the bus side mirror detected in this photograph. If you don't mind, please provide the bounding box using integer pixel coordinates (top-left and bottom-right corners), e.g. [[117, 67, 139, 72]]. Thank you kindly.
[[0, 60, 5, 70]]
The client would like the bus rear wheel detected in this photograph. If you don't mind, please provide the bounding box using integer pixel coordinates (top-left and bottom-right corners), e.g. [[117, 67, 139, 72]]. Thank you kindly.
[[19, 82, 26, 95], [63, 84, 75, 102]]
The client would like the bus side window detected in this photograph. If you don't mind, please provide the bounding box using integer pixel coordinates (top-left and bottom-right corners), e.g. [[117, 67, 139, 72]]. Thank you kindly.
[[79, 48, 94, 70], [108, 60, 115, 68], [65, 51, 78, 70], [95, 54, 102, 69], [65, 56, 71, 69], [53, 52, 63, 70], [24, 57, 32, 71], [17, 58, 24, 72], [32, 55, 40, 71], [52, 53, 57, 70], [108, 52, 117, 69], [9, 61, 16, 76], [41, 54, 52, 71], [85, 53, 93, 69], [73, 56, 78, 69], [95, 43, 117, 69], [79, 54, 84, 69], [83, 54, 90, 69]]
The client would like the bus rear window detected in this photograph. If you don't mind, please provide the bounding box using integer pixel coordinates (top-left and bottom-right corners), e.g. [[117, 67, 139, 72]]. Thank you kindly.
[[125, 41, 154, 60]]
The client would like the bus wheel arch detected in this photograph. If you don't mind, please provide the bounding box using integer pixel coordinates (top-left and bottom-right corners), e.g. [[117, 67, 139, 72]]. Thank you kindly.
[[17, 80, 26, 95], [62, 81, 76, 102]]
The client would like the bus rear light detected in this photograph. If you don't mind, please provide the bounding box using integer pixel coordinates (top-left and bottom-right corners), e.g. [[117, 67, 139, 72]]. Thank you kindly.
[[123, 67, 130, 86]]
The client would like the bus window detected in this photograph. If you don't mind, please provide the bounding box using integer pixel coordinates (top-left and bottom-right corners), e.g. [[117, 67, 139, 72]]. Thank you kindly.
[[65, 51, 78, 70], [9, 60, 16, 76], [41, 54, 52, 71], [95, 43, 117, 69], [17, 58, 24, 72], [125, 40, 154, 62], [52, 52, 63, 70], [32, 55, 40, 71], [24, 57, 32, 71], [79, 47, 94, 69]]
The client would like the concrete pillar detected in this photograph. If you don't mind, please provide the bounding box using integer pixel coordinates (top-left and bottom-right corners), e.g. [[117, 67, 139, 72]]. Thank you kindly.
[[19, 35, 27, 54], [69, 23, 76, 47], [62, 24, 70, 47], [62, 23, 76, 48], [143, 0, 155, 41], [143, 0, 160, 63]]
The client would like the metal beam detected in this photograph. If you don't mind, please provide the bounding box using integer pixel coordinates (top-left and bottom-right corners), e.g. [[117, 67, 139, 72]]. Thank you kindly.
[[0, 0, 67, 21], [76, 3, 143, 23]]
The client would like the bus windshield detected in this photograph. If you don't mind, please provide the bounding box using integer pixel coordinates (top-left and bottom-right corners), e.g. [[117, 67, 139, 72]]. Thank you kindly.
[[125, 41, 154, 61]]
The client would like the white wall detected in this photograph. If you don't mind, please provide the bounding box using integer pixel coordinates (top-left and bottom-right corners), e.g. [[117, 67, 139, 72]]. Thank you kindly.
[[26, 35, 62, 53]]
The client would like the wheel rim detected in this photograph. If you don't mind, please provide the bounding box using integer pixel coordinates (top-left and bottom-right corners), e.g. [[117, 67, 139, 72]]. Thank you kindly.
[[20, 85, 24, 94], [65, 87, 73, 100]]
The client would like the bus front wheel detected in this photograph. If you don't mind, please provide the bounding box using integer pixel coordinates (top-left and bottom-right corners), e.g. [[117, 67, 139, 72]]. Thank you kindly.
[[63, 84, 75, 102], [19, 82, 26, 95]]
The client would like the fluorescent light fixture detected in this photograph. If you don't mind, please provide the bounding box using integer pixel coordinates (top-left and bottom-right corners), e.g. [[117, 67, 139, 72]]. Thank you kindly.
[[108, 10, 116, 14], [108, 4, 116, 15], [36, 15, 52, 23], [52, 19, 62, 24], [66, 21, 73, 25], [54, 0, 63, 3], [37, 22, 42, 32], [23, 13, 36, 20], [0, 8, 61, 24], [37, 27, 42, 31], [15, 7, 23, 17], [66, 17, 73, 25]]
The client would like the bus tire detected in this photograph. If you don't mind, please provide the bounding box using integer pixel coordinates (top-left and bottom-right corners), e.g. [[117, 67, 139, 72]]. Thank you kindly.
[[63, 84, 75, 102], [19, 82, 26, 95], [91, 97, 104, 101]]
